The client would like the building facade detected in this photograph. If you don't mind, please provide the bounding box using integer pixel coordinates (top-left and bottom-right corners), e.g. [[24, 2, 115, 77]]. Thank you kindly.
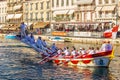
[[6, 0, 24, 24], [0, 1, 7, 24], [75, 0, 95, 22], [23, 0, 51, 24]]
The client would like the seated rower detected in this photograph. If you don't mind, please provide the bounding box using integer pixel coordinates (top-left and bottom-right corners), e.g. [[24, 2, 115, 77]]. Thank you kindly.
[[95, 47, 100, 53], [81, 48, 86, 55], [89, 47, 95, 54], [71, 46, 77, 57], [64, 47, 70, 56], [99, 40, 107, 51]]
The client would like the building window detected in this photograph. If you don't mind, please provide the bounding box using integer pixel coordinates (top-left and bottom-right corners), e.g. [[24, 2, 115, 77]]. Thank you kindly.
[[25, 13, 28, 21], [61, 0, 64, 6], [52, 0, 54, 7], [30, 3, 33, 10], [99, 0, 102, 4], [40, 12, 43, 21], [71, 0, 74, 5], [35, 3, 38, 10], [56, 0, 59, 6], [104, 0, 109, 4], [112, 0, 115, 3], [41, 2, 43, 9], [47, 12, 49, 20], [66, 0, 69, 6], [35, 12, 38, 20], [99, 11, 102, 17], [47, 1, 50, 9], [25, 3, 28, 10], [30, 13, 33, 21]]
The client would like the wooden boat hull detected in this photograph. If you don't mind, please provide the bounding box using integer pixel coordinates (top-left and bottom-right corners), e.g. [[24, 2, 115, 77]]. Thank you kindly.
[[52, 50, 114, 67]]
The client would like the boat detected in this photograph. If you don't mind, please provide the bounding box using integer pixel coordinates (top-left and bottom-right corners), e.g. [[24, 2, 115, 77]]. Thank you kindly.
[[49, 36, 64, 42], [64, 38, 72, 42], [5, 34, 16, 39], [51, 50, 114, 67]]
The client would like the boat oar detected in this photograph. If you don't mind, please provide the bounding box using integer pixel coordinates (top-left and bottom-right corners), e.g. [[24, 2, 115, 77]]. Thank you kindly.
[[37, 51, 58, 64]]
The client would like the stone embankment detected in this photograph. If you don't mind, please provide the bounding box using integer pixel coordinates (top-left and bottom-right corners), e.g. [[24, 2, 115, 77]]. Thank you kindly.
[[0, 34, 120, 45]]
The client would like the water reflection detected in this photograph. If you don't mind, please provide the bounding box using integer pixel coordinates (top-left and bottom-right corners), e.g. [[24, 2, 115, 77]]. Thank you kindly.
[[0, 39, 118, 80]]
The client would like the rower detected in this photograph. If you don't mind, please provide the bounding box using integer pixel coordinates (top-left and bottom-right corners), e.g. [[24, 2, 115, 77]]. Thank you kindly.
[[100, 40, 107, 51], [64, 47, 70, 56], [89, 47, 95, 54], [51, 43, 58, 53], [29, 33, 35, 44], [71, 46, 77, 57], [36, 37, 43, 49]]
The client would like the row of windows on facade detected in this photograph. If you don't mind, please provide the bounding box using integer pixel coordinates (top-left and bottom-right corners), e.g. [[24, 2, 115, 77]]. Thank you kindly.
[[98, 0, 116, 4]]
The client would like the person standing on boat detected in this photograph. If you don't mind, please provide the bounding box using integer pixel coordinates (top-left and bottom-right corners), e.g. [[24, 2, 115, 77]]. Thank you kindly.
[[36, 37, 43, 49], [20, 22, 27, 38], [42, 40, 47, 47], [100, 40, 107, 51], [51, 43, 58, 53], [106, 41, 112, 51]]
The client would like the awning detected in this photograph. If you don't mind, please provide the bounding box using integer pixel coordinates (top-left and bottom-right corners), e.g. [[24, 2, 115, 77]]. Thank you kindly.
[[13, 5, 22, 10], [101, 6, 115, 11], [14, 14, 22, 19], [53, 10, 69, 15], [68, 10, 74, 14], [76, 0, 93, 5], [95, 7, 102, 11], [33, 22, 50, 29], [6, 14, 14, 19]]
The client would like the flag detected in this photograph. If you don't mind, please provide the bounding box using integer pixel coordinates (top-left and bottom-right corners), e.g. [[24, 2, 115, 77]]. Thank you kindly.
[[103, 25, 119, 39]]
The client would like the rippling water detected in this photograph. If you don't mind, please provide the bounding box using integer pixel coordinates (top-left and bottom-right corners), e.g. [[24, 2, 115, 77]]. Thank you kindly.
[[0, 39, 120, 80]]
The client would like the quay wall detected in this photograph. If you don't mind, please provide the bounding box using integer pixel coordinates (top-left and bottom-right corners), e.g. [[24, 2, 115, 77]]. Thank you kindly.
[[0, 34, 120, 45], [34, 35, 120, 46]]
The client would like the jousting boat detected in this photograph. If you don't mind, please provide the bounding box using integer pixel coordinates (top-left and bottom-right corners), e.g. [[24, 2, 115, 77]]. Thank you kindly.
[[52, 50, 114, 67]]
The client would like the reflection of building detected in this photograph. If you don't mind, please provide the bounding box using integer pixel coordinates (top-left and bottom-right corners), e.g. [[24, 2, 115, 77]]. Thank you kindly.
[[0, 1, 7, 24]]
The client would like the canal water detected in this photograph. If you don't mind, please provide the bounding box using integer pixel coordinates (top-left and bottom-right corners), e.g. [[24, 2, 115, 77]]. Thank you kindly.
[[0, 39, 120, 80]]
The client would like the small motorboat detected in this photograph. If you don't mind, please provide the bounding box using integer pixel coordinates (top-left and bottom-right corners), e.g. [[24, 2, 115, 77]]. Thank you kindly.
[[49, 36, 64, 42], [5, 34, 16, 39]]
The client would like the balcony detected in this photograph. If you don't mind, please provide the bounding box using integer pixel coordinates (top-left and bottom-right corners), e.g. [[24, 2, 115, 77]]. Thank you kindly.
[[77, 6, 95, 11]]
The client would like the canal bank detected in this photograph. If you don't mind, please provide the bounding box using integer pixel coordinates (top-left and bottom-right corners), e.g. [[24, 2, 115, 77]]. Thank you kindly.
[[34, 35, 120, 45], [0, 33, 120, 45]]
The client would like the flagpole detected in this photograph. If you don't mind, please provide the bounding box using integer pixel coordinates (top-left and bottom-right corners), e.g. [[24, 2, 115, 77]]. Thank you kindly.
[[116, 0, 118, 25]]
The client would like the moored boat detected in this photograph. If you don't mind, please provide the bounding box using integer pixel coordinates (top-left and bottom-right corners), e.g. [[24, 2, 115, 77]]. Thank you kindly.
[[52, 50, 114, 67], [49, 36, 64, 42]]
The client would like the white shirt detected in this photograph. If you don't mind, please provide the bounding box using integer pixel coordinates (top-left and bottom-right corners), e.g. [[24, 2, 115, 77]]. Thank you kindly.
[[64, 49, 70, 56], [89, 50, 95, 54], [71, 50, 76, 56], [100, 43, 107, 51], [81, 50, 86, 55]]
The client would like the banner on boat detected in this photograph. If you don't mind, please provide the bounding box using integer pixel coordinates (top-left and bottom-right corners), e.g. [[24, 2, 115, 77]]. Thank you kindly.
[[74, 32, 91, 37]]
